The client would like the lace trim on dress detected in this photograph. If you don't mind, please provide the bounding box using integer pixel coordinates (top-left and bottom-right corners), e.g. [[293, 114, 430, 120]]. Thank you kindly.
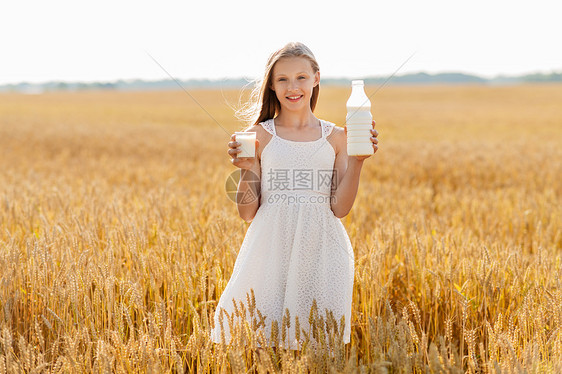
[[259, 118, 335, 140], [322, 120, 335, 139], [260, 119, 276, 136]]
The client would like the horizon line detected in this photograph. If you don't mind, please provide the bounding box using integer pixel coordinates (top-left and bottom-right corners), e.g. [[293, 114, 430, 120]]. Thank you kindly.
[[2, 68, 562, 87]]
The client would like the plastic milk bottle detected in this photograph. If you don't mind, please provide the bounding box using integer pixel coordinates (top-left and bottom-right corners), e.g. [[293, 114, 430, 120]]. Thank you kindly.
[[345, 80, 373, 156]]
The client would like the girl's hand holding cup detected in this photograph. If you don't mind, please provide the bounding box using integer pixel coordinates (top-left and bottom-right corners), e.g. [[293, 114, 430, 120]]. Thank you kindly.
[[228, 132, 259, 170]]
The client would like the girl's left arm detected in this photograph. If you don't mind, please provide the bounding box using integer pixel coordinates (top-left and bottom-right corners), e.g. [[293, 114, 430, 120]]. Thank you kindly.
[[330, 121, 378, 218]]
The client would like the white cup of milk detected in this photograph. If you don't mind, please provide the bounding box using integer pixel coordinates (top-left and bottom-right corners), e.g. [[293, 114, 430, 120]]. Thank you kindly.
[[234, 132, 256, 158]]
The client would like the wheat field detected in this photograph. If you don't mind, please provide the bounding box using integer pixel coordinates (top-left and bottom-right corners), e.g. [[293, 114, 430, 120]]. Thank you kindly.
[[0, 83, 561, 373]]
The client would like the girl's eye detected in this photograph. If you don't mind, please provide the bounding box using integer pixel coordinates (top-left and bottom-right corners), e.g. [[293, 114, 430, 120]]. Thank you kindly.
[[278, 78, 286, 82], [298, 76, 306, 80]]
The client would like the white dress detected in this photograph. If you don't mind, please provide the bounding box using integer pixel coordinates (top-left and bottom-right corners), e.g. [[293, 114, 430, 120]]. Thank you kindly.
[[210, 118, 355, 349]]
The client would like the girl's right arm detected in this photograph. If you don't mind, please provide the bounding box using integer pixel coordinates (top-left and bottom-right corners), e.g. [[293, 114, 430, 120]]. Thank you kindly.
[[236, 159, 261, 222], [228, 128, 261, 222]]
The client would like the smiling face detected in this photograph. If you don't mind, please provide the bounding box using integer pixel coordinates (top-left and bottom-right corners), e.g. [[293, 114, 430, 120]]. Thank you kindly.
[[270, 56, 320, 113]]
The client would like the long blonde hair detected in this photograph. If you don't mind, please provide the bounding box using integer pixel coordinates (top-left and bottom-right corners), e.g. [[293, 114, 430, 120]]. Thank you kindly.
[[237, 42, 320, 130]]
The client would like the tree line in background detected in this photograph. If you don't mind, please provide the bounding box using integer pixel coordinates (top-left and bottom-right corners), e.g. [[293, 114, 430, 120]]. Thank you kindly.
[[1, 71, 561, 93]]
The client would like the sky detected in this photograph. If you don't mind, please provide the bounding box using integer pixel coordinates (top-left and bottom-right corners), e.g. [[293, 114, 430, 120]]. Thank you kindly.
[[1, 0, 561, 85]]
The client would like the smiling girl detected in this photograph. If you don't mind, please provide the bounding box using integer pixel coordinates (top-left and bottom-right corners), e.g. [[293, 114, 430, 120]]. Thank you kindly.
[[211, 42, 378, 350]]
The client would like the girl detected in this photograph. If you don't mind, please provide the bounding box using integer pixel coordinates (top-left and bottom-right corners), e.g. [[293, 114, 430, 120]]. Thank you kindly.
[[211, 42, 378, 350]]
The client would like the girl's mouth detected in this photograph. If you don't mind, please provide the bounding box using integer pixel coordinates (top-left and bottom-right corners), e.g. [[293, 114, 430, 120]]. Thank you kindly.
[[286, 95, 303, 103]]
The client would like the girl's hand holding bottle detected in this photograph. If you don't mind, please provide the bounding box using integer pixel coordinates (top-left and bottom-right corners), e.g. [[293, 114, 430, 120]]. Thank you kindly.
[[344, 120, 379, 162]]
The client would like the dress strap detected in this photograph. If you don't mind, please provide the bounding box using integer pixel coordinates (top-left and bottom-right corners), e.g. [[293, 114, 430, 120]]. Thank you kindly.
[[321, 120, 335, 139], [259, 118, 276, 136]]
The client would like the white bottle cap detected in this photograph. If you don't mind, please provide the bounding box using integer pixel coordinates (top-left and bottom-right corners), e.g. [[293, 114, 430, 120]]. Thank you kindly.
[[352, 80, 364, 85]]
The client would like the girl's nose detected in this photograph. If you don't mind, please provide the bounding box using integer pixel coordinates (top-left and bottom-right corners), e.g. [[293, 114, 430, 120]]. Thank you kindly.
[[288, 79, 298, 91]]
